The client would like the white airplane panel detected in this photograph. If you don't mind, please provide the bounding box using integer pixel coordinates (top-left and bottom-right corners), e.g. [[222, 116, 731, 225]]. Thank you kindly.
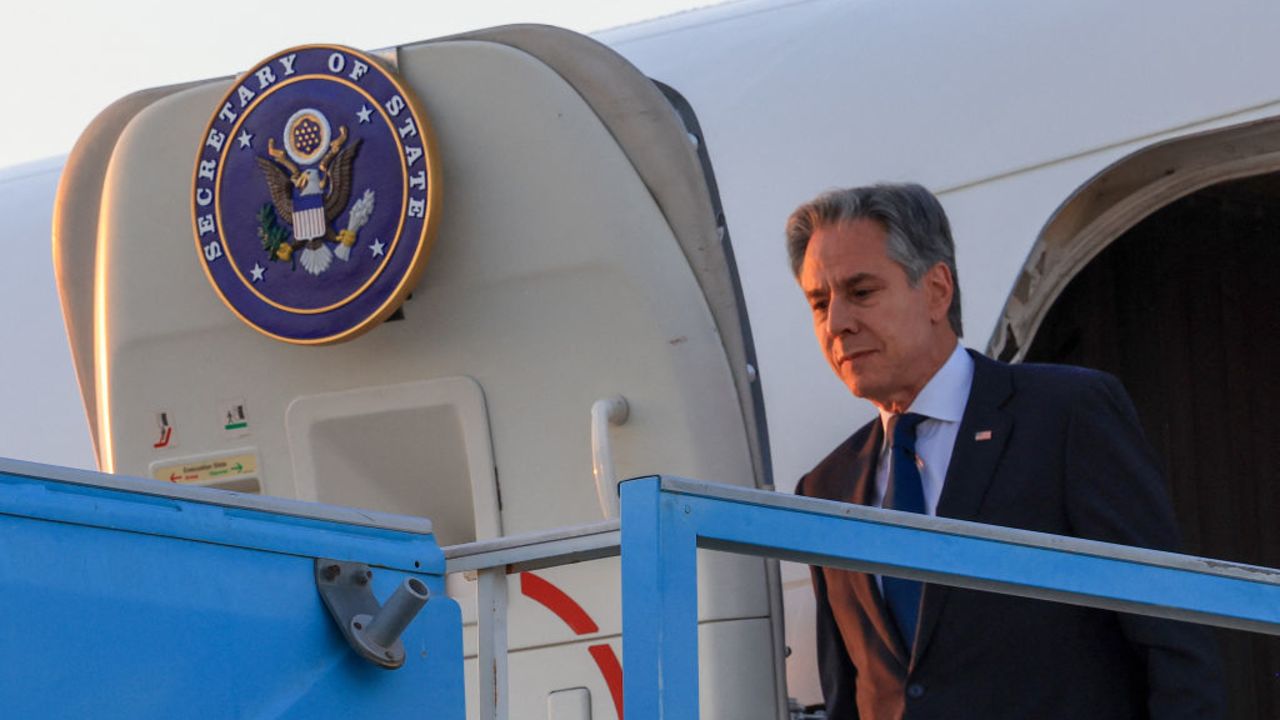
[[0, 160, 95, 470], [461, 618, 779, 720]]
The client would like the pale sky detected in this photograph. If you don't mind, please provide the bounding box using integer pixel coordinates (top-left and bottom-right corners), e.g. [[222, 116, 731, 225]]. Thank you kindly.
[[2, 0, 729, 169]]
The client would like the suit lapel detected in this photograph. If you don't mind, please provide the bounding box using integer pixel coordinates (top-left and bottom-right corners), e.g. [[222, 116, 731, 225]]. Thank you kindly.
[[935, 352, 1014, 521], [841, 420, 913, 666], [911, 352, 1014, 669], [848, 418, 882, 506]]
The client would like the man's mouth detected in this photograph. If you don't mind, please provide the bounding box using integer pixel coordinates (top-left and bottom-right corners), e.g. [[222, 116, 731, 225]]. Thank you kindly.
[[839, 349, 876, 365]]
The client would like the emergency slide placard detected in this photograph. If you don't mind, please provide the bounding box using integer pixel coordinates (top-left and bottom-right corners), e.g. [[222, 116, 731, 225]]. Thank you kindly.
[[152, 452, 258, 485]]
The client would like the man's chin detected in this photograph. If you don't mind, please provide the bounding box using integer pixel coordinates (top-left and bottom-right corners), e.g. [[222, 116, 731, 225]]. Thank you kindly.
[[843, 377, 880, 401], [844, 377, 900, 410]]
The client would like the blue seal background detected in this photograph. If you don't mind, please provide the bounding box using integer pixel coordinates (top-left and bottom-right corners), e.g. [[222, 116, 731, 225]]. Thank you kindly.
[[194, 46, 430, 342]]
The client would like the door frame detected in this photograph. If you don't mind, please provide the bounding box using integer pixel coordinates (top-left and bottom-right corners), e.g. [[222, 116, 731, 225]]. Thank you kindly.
[[988, 114, 1280, 361]]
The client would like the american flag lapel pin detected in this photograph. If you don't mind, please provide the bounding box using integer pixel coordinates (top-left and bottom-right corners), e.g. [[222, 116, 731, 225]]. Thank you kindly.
[[974, 430, 993, 442]]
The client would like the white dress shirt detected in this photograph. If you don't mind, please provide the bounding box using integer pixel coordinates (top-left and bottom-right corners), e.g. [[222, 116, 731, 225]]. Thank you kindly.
[[872, 342, 975, 516]]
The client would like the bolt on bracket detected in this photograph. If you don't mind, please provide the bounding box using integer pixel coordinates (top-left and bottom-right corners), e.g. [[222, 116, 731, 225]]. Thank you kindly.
[[314, 558, 430, 669]]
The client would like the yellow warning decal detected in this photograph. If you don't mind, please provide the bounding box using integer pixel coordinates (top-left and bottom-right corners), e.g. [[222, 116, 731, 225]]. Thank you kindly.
[[152, 452, 258, 485]]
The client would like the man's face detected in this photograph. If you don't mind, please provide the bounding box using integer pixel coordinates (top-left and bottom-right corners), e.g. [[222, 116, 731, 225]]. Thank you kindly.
[[798, 218, 955, 412]]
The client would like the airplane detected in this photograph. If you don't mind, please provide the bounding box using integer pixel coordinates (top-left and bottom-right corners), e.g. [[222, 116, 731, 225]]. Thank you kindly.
[[3, 0, 1279, 716]]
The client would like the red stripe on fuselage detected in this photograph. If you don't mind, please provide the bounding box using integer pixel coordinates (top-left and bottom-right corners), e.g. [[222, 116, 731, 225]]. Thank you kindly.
[[589, 643, 625, 720], [520, 572, 622, 718], [519, 571, 600, 635]]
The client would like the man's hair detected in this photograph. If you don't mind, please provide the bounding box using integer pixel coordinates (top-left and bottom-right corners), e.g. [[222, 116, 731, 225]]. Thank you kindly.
[[785, 182, 963, 337]]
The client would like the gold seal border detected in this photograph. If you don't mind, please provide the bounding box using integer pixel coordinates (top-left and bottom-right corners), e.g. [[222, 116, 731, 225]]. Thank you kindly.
[[214, 73, 407, 315], [191, 43, 443, 345]]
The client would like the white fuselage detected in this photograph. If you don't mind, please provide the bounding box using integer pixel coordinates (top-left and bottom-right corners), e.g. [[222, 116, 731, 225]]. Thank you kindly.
[[6, 0, 1280, 712]]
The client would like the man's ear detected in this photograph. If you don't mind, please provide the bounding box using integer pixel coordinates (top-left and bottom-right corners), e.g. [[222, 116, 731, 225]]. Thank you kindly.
[[925, 262, 954, 323]]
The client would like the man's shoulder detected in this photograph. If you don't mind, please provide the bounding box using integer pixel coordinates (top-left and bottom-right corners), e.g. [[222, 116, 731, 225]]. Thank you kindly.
[[972, 351, 1124, 403], [969, 352, 1139, 437], [795, 417, 878, 500]]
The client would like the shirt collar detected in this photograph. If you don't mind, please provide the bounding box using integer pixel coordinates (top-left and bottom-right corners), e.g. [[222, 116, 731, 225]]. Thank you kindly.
[[878, 342, 974, 437]]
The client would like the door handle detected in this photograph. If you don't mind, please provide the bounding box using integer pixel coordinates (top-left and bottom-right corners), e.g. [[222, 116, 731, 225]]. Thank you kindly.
[[591, 395, 630, 518]]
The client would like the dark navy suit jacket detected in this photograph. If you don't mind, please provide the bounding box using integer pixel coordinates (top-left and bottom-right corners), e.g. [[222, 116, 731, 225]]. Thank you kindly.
[[797, 351, 1224, 719]]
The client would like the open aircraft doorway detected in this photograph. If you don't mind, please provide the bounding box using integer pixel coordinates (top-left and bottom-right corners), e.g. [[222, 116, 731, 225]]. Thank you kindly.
[[993, 120, 1280, 719]]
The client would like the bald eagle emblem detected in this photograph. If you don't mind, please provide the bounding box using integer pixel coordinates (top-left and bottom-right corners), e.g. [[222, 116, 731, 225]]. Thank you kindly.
[[255, 108, 375, 275]]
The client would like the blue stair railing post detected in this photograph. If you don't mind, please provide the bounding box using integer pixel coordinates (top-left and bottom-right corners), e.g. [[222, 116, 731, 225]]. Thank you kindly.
[[621, 476, 700, 720]]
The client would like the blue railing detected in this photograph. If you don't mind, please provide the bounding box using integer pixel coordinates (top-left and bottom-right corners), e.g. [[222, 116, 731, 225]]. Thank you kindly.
[[619, 476, 1280, 719]]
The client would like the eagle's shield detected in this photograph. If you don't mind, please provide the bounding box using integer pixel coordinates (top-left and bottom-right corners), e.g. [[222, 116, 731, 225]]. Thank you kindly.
[[292, 187, 326, 241]]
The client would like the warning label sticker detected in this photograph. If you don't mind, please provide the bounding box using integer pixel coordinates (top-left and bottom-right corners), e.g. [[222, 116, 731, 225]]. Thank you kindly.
[[152, 452, 258, 485], [220, 399, 250, 438]]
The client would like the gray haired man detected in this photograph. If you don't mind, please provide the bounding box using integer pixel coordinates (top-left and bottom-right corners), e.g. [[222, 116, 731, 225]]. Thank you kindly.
[[790, 183, 1222, 719]]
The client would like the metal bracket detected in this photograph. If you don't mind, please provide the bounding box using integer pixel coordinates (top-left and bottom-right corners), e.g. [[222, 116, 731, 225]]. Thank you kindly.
[[314, 558, 430, 669]]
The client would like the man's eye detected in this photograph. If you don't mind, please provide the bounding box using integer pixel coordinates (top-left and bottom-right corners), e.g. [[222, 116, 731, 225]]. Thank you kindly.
[[852, 288, 876, 300], [810, 300, 828, 313]]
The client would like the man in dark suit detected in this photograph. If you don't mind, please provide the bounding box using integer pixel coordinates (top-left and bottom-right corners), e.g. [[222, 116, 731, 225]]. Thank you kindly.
[[785, 183, 1224, 719]]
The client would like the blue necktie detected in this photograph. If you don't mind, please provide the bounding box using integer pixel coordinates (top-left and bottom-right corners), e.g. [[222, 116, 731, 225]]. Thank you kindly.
[[883, 412, 927, 651]]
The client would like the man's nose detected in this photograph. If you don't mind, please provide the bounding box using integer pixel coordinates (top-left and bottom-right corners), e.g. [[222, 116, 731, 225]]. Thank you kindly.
[[826, 296, 859, 335]]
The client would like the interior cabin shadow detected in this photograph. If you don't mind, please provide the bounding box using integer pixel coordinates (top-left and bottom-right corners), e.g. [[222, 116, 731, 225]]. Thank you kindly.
[[1025, 173, 1280, 719]]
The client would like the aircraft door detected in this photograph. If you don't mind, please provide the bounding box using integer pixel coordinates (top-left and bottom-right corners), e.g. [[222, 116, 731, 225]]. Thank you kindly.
[[56, 25, 784, 719]]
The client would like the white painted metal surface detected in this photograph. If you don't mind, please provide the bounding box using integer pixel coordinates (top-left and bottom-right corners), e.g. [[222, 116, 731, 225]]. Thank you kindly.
[[547, 688, 591, 720], [0, 160, 94, 470], [477, 568, 510, 720], [8, 0, 1280, 713], [44, 26, 783, 719], [600, 0, 1280, 495], [285, 376, 502, 545]]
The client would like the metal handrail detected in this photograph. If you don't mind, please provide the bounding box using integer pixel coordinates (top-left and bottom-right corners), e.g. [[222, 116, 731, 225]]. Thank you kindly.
[[444, 519, 620, 574], [620, 476, 1280, 719], [442, 520, 622, 720], [442, 476, 1280, 719]]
